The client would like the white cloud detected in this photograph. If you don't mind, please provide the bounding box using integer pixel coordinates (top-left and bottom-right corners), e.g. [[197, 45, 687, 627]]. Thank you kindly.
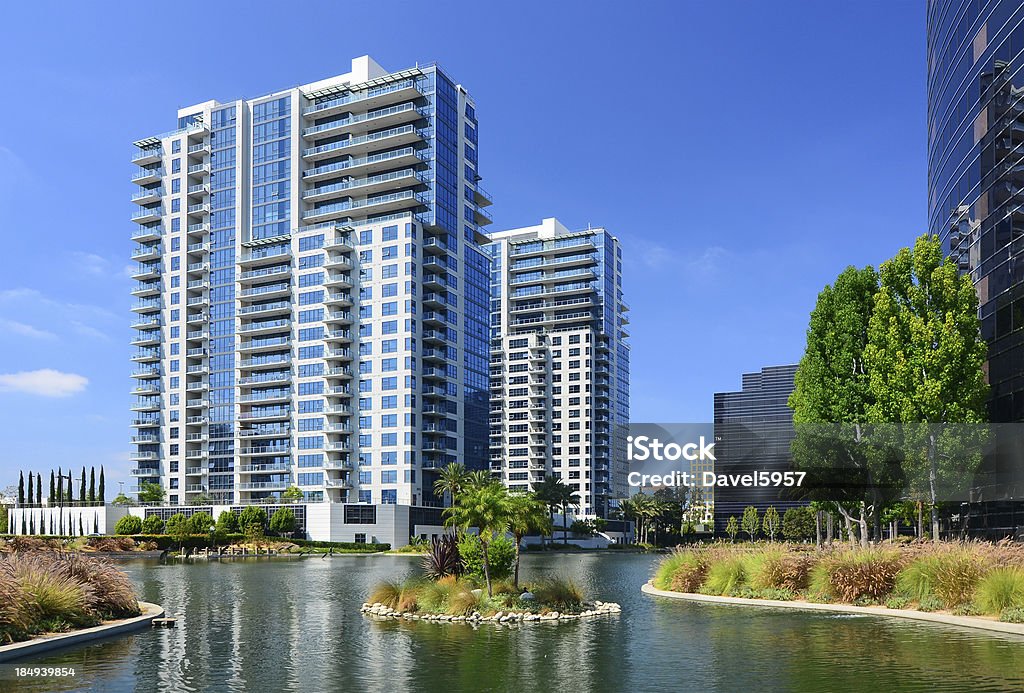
[[0, 318, 56, 340], [0, 369, 88, 397], [71, 252, 111, 277], [71, 321, 110, 341]]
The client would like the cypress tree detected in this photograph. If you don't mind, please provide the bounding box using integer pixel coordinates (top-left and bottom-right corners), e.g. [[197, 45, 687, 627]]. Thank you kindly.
[[20, 514, 26, 534], [93, 513, 99, 534], [27, 474, 33, 507], [99, 467, 105, 503], [79, 468, 86, 503], [35, 473, 41, 505], [89, 467, 96, 503], [49, 471, 55, 504], [18, 472, 24, 506], [67, 471, 73, 502], [57, 468, 63, 505], [78, 516, 83, 536]]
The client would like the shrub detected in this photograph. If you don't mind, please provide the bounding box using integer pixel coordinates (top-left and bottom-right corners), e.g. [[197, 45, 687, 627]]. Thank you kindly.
[[269, 508, 296, 535], [897, 547, 988, 608], [369, 581, 402, 609], [815, 549, 902, 603], [917, 595, 944, 612], [165, 514, 189, 535], [60, 555, 139, 618], [1000, 607, 1024, 623], [417, 575, 460, 613], [187, 512, 214, 535], [885, 596, 910, 609], [953, 603, 979, 616], [141, 515, 164, 534], [703, 556, 748, 596], [757, 551, 815, 591], [654, 548, 706, 591], [974, 567, 1024, 615], [113, 515, 142, 536], [529, 577, 584, 611], [216, 511, 239, 533], [7, 554, 94, 631], [457, 534, 515, 581], [423, 535, 463, 580], [86, 537, 136, 552]]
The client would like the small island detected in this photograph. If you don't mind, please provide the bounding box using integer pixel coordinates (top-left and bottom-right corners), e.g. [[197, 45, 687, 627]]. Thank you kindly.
[[365, 471, 621, 624]]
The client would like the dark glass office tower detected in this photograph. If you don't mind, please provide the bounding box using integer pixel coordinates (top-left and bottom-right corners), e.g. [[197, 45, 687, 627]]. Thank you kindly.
[[712, 365, 804, 534], [927, 0, 1024, 424]]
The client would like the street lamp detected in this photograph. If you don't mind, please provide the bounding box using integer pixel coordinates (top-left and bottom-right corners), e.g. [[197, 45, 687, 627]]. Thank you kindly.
[[209, 523, 217, 554]]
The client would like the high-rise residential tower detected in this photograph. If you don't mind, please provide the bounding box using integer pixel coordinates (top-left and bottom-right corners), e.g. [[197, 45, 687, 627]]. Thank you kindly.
[[927, 1, 1024, 425], [130, 56, 492, 508], [485, 218, 630, 518]]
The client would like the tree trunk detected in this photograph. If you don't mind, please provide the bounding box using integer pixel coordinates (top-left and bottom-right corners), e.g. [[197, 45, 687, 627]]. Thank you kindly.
[[928, 431, 940, 543], [917, 500, 924, 540], [858, 503, 869, 548], [513, 536, 521, 590], [826, 512, 834, 544], [815, 510, 822, 547], [481, 538, 493, 596]]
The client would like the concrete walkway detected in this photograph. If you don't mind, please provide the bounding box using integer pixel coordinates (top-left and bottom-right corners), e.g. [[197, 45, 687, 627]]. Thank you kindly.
[[641, 582, 1024, 637], [0, 601, 164, 662]]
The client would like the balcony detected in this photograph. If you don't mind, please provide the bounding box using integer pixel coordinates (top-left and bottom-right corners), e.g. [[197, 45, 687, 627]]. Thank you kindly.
[[239, 265, 290, 282], [238, 464, 291, 473], [238, 389, 291, 404], [131, 398, 160, 412], [324, 478, 352, 489], [132, 367, 161, 379], [324, 272, 352, 288], [325, 310, 353, 324], [239, 300, 291, 317], [238, 444, 291, 456], [132, 207, 161, 224], [240, 354, 291, 369], [240, 336, 291, 353], [188, 141, 210, 156], [302, 78, 422, 118], [130, 434, 159, 444], [131, 298, 161, 314], [301, 124, 425, 161], [132, 187, 162, 205], [131, 168, 163, 185], [131, 263, 160, 281], [187, 203, 210, 217], [302, 102, 427, 139], [187, 222, 210, 236], [302, 189, 426, 223], [132, 146, 162, 165], [324, 291, 353, 306], [239, 481, 291, 491], [302, 146, 427, 182], [239, 372, 291, 386], [185, 312, 209, 324], [239, 318, 291, 336], [130, 332, 160, 347], [131, 349, 161, 363], [302, 169, 424, 204], [238, 407, 291, 421], [131, 244, 161, 262], [241, 282, 291, 300], [131, 280, 161, 299], [132, 226, 163, 242], [132, 416, 160, 428], [187, 262, 209, 274], [187, 163, 210, 176]]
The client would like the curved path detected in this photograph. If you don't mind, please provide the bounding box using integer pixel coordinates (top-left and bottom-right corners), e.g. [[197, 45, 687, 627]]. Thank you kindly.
[[642, 582, 1024, 637], [0, 601, 164, 662]]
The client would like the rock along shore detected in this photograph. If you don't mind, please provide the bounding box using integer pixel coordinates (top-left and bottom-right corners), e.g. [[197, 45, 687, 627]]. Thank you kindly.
[[360, 600, 621, 624]]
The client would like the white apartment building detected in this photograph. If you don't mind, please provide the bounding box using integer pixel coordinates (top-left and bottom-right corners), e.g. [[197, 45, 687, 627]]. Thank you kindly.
[[130, 56, 492, 508], [486, 218, 630, 518]]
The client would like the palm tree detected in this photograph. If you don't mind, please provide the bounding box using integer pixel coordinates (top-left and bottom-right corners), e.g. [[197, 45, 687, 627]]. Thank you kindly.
[[433, 462, 469, 506], [507, 493, 551, 589], [466, 469, 493, 490], [443, 483, 510, 596], [618, 496, 639, 543], [533, 476, 569, 545]]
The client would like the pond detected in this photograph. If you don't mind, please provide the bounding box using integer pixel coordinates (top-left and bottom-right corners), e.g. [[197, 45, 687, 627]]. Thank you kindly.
[[9, 553, 1024, 692]]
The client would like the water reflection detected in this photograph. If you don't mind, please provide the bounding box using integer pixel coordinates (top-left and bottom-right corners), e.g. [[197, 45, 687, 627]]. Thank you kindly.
[[8, 554, 1024, 692]]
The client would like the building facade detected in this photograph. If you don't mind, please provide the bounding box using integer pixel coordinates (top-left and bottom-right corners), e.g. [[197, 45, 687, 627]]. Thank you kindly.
[[712, 364, 803, 534], [485, 218, 630, 518], [130, 56, 491, 509], [928, 0, 1024, 425]]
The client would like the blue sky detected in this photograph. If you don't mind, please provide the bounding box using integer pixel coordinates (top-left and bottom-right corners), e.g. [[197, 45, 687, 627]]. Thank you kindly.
[[0, 1, 925, 492]]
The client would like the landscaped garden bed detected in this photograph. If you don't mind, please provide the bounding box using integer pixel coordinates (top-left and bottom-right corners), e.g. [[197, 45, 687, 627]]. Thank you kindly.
[[652, 541, 1024, 623]]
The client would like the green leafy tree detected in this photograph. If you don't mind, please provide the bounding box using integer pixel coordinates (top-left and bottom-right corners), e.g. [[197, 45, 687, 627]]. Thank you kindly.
[[789, 264, 899, 546], [142, 514, 165, 534], [444, 483, 510, 596], [112, 492, 134, 506], [166, 513, 190, 552], [762, 506, 781, 541], [269, 507, 297, 535], [216, 510, 239, 533], [506, 493, 550, 589], [187, 511, 214, 535], [466, 469, 493, 490], [864, 234, 989, 542], [457, 533, 515, 582], [114, 514, 142, 535], [281, 486, 304, 503], [782, 507, 815, 542], [433, 462, 469, 506], [741, 506, 760, 541], [239, 506, 268, 542], [137, 482, 165, 503]]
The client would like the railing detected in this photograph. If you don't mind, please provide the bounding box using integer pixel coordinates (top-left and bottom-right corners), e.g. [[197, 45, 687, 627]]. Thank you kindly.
[[302, 124, 421, 158], [302, 78, 419, 116]]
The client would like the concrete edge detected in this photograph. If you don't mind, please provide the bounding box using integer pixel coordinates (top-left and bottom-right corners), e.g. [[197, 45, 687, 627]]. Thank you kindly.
[[0, 601, 164, 662], [641, 582, 1024, 637]]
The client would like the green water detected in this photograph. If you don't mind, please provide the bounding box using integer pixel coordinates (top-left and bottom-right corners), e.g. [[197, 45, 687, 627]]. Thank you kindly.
[[6, 553, 1024, 692]]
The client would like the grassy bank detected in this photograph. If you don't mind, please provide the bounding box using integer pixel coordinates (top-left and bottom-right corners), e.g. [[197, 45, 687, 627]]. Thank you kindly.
[[653, 542, 1024, 623], [0, 552, 140, 644], [0, 535, 389, 554]]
